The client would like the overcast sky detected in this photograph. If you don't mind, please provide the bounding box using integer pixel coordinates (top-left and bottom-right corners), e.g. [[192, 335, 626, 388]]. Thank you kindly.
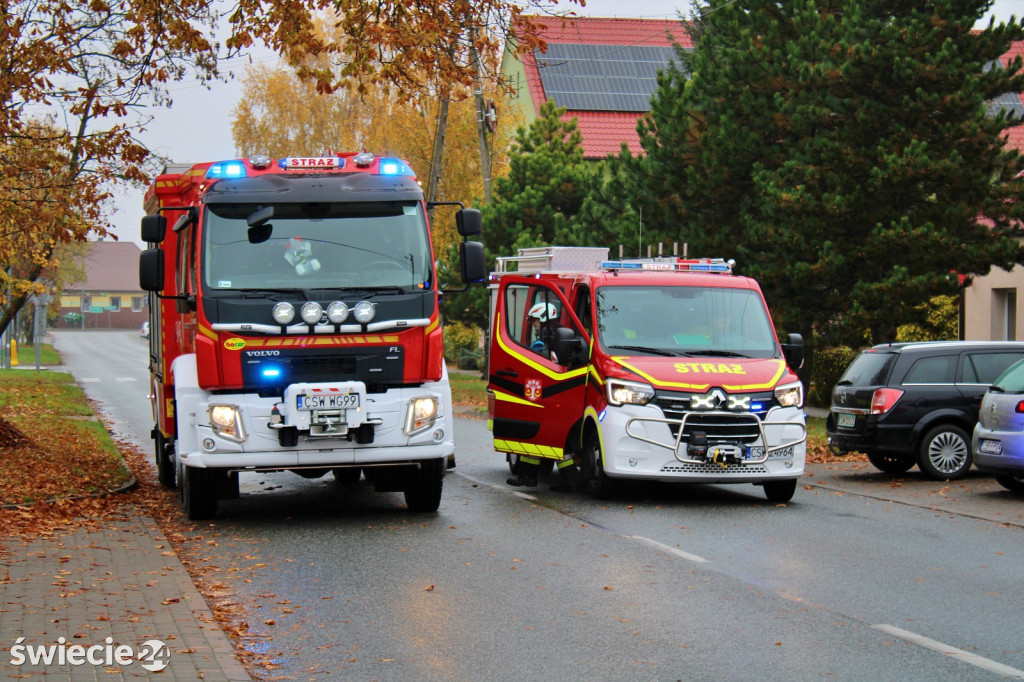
[[111, 0, 1024, 246]]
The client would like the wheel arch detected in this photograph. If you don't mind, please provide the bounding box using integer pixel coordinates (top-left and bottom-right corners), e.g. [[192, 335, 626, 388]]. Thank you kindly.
[[909, 409, 975, 451]]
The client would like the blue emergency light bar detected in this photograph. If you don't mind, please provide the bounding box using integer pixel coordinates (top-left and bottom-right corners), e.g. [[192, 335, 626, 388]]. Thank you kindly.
[[600, 258, 734, 274], [205, 154, 415, 179]]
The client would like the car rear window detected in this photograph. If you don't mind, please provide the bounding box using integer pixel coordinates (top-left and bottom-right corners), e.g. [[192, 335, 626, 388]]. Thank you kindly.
[[992, 359, 1024, 392], [839, 351, 895, 386]]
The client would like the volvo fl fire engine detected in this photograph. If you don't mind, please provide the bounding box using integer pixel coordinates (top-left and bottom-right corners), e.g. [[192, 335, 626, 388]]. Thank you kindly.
[[487, 247, 806, 502], [139, 152, 485, 519]]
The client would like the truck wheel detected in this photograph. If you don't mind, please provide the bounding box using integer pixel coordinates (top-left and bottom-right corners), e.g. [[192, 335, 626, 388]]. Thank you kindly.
[[182, 467, 217, 520], [155, 430, 176, 489], [917, 425, 972, 480], [762, 479, 797, 502], [582, 431, 615, 500], [404, 458, 444, 512], [866, 451, 915, 475], [995, 474, 1024, 493], [332, 467, 361, 485]]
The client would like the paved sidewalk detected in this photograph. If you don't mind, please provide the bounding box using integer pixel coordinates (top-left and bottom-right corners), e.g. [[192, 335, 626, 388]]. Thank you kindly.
[[0, 510, 249, 680]]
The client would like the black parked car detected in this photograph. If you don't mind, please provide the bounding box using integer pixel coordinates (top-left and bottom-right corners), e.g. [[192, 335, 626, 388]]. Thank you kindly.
[[827, 341, 1024, 480]]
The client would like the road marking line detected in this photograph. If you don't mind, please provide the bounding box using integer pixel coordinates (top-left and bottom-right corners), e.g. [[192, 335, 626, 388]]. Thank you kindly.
[[453, 472, 538, 500], [116, 377, 137, 382], [873, 624, 1024, 679], [623, 534, 708, 563]]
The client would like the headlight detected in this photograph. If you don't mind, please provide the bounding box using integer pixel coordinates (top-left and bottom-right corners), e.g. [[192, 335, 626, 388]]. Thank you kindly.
[[300, 301, 323, 324], [353, 300, 375, 324], [326, 301, 349, 324], [272, 302, 295, 325], [606, 378, 655, 406], [775, 381, 803, 408], [208, 403, 246, 442], [404, 396, 438, 435]]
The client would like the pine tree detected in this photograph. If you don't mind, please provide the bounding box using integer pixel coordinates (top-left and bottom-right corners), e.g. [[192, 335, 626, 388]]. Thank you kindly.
[[637, 0, 1024, 345]]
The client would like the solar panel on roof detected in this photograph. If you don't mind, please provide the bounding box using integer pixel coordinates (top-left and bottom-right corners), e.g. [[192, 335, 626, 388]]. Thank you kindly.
[[983, 59, 1024, 120], [535, 43, 687, 112]]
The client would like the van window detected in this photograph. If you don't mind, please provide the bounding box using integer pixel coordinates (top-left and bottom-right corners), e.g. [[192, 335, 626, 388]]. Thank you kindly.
[[961, 351, 1024, 384], [901, 355, 956, 385]]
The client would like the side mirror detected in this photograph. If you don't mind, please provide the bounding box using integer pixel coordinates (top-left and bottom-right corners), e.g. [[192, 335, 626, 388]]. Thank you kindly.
[[460, 241, 486, 284], [555, 327, 588, 367], [139, 248, 165, 292], [781, 332, 804, 370], [456, 208, 482, 237], [140, 215, 166, 244]]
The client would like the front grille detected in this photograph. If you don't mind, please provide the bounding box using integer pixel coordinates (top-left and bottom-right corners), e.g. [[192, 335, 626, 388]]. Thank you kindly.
[[653, 390, 773, 444], [288, 355, 359, 381], [661, 462, 769, 474]]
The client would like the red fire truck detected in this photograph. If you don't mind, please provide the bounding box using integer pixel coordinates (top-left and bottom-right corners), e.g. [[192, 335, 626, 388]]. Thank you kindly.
[[487, 247, 806, 502], [139, 153, 484, 518]]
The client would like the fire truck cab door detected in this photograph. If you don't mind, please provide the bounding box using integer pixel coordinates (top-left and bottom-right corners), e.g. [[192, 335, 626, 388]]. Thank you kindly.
[[488, 277, 589, 462]]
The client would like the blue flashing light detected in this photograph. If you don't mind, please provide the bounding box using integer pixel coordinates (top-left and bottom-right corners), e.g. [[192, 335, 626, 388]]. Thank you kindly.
[[206, 160, 247, 179], [598, 409, 607, 422], [261, 367, 282, 379], [377, 157, 413, 176], [751, 402, 765, 411]]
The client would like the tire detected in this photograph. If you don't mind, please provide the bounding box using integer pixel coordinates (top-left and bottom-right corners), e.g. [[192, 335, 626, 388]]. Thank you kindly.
[[332, 467, 361, 485], [917, 424, 972, 480], [155, 430, 176, 489], [404, 458, 444, 512], [866, 451, 916, 475], [995, 474, 1024, 493], [182, 466, 217, 520], [581, 431, 615, 500], [763, 479, 797, 502]]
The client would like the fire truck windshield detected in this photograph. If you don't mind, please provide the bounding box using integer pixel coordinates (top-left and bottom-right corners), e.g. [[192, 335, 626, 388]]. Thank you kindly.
[[596, 285, 779, 359], [201, 201, 433, 292]]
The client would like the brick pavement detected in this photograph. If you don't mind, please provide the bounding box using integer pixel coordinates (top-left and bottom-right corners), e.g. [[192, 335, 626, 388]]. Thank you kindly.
[[0, 509, 249, 680]]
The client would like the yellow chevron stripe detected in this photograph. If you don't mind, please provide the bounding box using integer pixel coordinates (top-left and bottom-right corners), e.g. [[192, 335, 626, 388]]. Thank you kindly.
[[494, 439, 563, 459], [492, 389, 542, 408]]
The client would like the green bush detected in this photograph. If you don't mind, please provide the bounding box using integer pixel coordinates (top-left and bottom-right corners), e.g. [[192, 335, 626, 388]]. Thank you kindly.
[[808, 346, 859, 407], [444, 323, 483, 370]]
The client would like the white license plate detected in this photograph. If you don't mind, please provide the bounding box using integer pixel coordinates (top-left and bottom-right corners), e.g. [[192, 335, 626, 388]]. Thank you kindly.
[[979, 439, 1003, 455], [297, 393, 360, 411], [746, 446, 765, 460], [837, 413, 856, 428]]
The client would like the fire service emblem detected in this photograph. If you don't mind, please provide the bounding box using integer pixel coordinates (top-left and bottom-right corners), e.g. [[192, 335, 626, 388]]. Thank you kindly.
[[525, 379, 543, 402]]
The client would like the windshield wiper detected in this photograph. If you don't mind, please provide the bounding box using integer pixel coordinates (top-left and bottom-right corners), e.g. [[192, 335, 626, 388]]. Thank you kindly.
[[607, 345, 678, 357], [309, 286, 409, 295], [678, 350, 750, 358]]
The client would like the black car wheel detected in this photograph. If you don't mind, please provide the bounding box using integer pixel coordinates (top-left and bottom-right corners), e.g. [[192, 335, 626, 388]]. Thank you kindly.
[[995, 474, 1024, 493], [917, 425, 972, 480], [762, 479, 797, 502], [155, 430, 176, 489], [581, 431, 615, 500], [866, 451, 916, 475]]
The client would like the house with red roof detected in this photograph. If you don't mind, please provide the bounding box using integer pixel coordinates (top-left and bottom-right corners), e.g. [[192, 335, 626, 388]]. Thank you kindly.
[[56, 240, 148, 330], [501, 15, 690, 159], [501, 15, 1024, 341]]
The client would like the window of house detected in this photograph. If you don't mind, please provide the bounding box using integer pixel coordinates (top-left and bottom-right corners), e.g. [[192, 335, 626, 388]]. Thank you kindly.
[[993, 288, 1018, 341], [132, 296, 143, 312], [109, 296, 121, 310]]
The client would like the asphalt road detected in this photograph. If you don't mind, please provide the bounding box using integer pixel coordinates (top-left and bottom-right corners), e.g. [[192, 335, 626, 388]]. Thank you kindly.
[[49, 330, 1024, 681]]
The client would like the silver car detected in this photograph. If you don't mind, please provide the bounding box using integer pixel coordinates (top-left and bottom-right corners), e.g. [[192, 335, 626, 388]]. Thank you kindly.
[[973, 359, 1024, 493]]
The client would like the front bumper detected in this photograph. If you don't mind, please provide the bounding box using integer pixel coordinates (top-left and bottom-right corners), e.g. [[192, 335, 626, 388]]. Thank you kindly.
[[178, 382, 455, 470], [598, 403, 806, 483]]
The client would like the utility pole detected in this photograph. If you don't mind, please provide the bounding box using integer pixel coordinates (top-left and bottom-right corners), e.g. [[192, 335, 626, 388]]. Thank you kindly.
[[468, 28, 492, 203], [426, 96, 450, 209]]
